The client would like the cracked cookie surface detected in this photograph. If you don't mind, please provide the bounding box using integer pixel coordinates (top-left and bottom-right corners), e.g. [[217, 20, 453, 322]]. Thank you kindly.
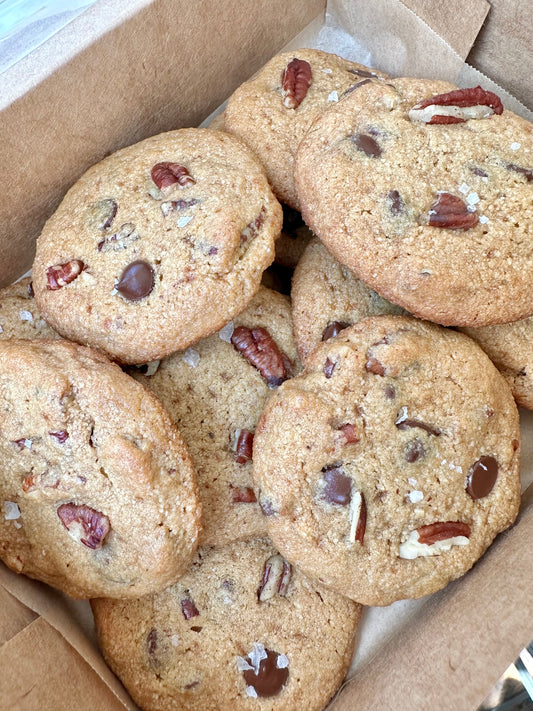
[[295, 78, 533, 327], [0, 338, 201, 598], [131, 287, 299, 546], [252, 315, 521, 605], [225, 49, 389, 210], [32, 128, 282, 364], [92, 537, 360, 711]]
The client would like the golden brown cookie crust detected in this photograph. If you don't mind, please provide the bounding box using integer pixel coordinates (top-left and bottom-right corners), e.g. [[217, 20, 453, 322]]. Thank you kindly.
[[253, 316, 521, 606], [0, 338, 201, 598]]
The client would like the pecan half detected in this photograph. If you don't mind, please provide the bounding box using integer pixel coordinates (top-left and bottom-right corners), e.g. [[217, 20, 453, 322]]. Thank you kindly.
[[416, 521, 471, 545], [231, 326, 289, 387], [46, 260, 85, 290], [151, 162, 195, 191], [281, 58, 312, 109], [233, 429, 254, 464], [57, 503, 110, 549], [231, 486, 257, 503], [409, 86, 504, 124], [427, 192, 478, 230], [257, 554, 292, 602]]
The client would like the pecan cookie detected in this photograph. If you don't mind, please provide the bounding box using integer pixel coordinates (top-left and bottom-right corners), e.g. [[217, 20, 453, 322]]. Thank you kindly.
[[224, 49, 389, 210], [32, 129, 282, 364], [295, 78, 533, 327], [253, 315, 521, 606], [92, 537, 360, 711], [461, 318, 533, 410], [292, 239, 406, 362], [0, 339, 201, 599], [0, 277, 58, 340], [131, 286, 299, 546]]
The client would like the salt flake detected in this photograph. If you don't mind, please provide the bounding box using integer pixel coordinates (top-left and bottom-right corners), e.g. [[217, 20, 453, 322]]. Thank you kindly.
[[182, 348, 200, 367], [4, 501, 21, 520], [407, 490, 424, 504], [276, 653, 289, 669], [458, 182, 470, 195], [218, 321, 234, 342], [19, 310, 33, 322], [248, 643, 267, 674], [245, 686, 258, 698], [236, 656, 253, 672], [321, 68, 333, 74], [466, 192, 480, 206], [479, 215, 490, 224], [328, 90, 339, 102], [177, 215, 193, 228], [510, 142, 521, 151], [408, 477, 418, 487]]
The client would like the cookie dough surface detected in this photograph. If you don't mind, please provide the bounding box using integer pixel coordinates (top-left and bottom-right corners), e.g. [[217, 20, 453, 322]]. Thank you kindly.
[[225, 49, 389, 210], [295, 78, 533, 327], [33, 128, 282, 364], [0, 339, 201, 598], [92, 537, 360, 711], [132, 287, 299, 546], [253, 315, 521, 606], [0, 277, 58, 340]]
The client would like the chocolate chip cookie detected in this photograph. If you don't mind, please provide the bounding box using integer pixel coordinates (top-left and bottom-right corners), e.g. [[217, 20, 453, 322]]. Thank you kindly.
[[295, 78, 533, 327], [32, 128, 282, 364], [0, 338, 201, 598], [0, 277, 58, 340], [92, 537, 360, 711], [131, 286, 299, 546], [253, 315, 521, 606], [225, 49, 389, 210], [292, 239, 406, 362]]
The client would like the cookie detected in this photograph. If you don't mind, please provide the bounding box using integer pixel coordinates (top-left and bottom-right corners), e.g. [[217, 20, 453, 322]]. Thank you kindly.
[[92, 537, 360, 711], [274, 205, 313, 269], [292, 239, 405, 362], [0, 276, 58, 340], [253, 315, 521, 606], [295, 78, 533, 327], [0, 338, 201, 599], [131, 286, 299, 546], [462, 318, 533, 410], [32, 128, 282, 364], [225, 49, 389, 210]]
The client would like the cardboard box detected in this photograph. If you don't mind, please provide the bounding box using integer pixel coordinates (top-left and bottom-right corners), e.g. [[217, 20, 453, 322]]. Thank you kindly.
[[0, 1, 532, 709]]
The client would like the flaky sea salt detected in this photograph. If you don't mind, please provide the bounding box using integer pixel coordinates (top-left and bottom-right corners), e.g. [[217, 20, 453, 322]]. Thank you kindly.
[[177, 215, 193, 228], [408, 477, 418, 487], [276, 653, 289, 669], [4, 501, 20, 520], [182, 348, 200, 367], [458, 182, 470, 194], [510, 142, 521, 151], [321, 67, 333, 74], [245, 686, 258, 698], [19, 310, 33, 322], [248, 643, 267, 674], [328, 90, 339, 102], [171, 635, 180, 647], [479, 215, 490, 224], [407, 490, 424, 504], [236, 657, 254, 672], [218, 321, 234, 342]]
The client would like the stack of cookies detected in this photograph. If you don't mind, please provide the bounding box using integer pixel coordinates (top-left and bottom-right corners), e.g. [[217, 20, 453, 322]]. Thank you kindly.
[[0, 47, 529, 711]]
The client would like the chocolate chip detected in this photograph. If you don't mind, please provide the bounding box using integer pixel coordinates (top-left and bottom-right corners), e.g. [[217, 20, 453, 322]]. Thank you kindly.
[[181, 597, 200, 620], [466, 455, 498, 499], [116, 260, 154, 301], [323, 357, 337, 378], [506, 163, 533, 182], [387, 190, 403, 215], [365, 356, 386, 376], [384, 384, 396, 399], [27, 281, 34, 298], [243, 649, 289, 698], [404, 438, 426, 463], [231, 486, 257, 503], [322, 464, 352, 505], [353, 133, 382, 158], [147, 628, 158, 657], [322, 321, 351, 341]]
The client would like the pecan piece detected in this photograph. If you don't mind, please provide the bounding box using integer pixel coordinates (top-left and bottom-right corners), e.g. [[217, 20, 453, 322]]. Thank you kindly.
[[232, 429, 254, 464], [97, 222, 139, 252], [409, 86, 504, 124], [160, 198, 199, 216], [46, 260, 85, 290], [151, 162, 195, 191], [257, 554, 292, 602], [416, 521, 471, 545], [57, 503, 110, 549], [349, 491, 366, 544], [281, 58, 312, 109], [427, 192, 478, 230], [231, 326, 289, 387], [506, 163, 533, 182], [337, 423, 359, 444], [231, 486, 257, 504], [241, 207, 266, 243]]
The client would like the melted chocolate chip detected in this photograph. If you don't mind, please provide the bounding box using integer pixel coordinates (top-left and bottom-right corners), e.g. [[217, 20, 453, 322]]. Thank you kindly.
[[322, 321, 351, 341], [396, 414, 440, 436], [466, 455, 498, 499], [353, 133, 382, 158], [243, 649, 289, 698], [322, 464, 352, 505], [366, 356, 386, 376], [404, 438, 426, 463], [116, 260, 154, 301], [387, 190, 403, 215]]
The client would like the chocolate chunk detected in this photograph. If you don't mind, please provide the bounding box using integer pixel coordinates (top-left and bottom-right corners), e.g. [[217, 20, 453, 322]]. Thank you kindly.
[[404, 438, 426, 463], [387, 190, 403, 215], [116, 260, 154, 301], [27, 281, 34, 298], [181, 597, 200, 620], [322, 464, 352, 506], [323, 357, 337, 379], [353, 133, 382, 158], [243, 649, 289, 698], [466, 455, 498, 499], [322, 321, 351, 341], [366, 356, 386, 376]]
